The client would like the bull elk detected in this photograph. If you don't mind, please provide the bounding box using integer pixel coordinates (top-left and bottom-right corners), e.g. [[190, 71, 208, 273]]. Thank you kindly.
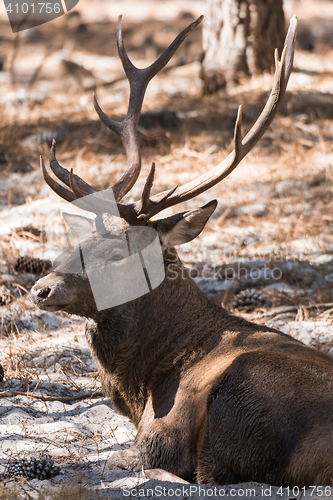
[[31, 16, 333, 487]]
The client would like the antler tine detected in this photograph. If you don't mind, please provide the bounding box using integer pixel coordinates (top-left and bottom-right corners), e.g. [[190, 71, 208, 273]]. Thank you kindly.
[[69, 168, 86, 198], [40, 155, 76, 202], [49, 140, 98, 196], [42, 144, 105, 204], [42, 153, 139, 222], [135, 15, 297, 221], [94, 15, 204, 203], [139, 162, 155, 216]]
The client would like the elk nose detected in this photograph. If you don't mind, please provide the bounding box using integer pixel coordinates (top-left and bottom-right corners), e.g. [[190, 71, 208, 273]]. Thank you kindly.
[[30, 286, 52, 306], [36, 287, 51, 299]]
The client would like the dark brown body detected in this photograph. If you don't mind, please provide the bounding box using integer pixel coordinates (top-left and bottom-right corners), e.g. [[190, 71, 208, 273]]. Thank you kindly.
[[30, 14, 333, 488], [32, 248, 333, 486]]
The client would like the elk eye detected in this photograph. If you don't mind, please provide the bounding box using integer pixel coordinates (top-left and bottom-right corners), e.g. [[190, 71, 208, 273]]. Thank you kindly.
[[112, 254, 123, 261]]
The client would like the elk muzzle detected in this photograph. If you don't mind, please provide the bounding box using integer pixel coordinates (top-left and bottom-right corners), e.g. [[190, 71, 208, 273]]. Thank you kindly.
[[30, 270, 95, 315]]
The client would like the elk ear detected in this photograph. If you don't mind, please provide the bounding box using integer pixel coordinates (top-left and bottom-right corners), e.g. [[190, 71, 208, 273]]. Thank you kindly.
[[153, 200, 217, 246], [62, 212, 95, 238]]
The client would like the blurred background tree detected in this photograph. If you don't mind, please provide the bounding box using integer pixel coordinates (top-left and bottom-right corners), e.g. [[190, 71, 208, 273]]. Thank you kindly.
[[201, 0, 285, 93]]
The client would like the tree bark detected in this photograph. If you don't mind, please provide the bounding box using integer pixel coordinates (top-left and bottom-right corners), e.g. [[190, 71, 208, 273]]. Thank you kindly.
[[201, 0, 285, 93]]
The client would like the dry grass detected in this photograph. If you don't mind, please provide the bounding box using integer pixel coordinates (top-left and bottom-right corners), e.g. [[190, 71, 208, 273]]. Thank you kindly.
[[0, 1, 332, 335], [0, 478, 102, 499], [0, 0, 333, 493], [0, 321, 96, 381], [0, 0, 333, 352]]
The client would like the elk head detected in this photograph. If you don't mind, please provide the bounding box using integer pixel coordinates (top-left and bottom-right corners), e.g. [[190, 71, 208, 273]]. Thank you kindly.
[[31, 15, 297, 319]]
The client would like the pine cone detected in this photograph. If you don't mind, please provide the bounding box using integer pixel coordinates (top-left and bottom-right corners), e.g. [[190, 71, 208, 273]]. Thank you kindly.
[[6, 457, 60, 480], [231, 289, 266, 311], [14, 256, 52, 275]]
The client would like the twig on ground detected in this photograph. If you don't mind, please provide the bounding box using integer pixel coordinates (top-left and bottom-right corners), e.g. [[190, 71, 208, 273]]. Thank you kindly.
[[9, 9, 34, 87], [28, 46, 56, 89], [247, 302, 333, 320], [0, 390, 104, 402]]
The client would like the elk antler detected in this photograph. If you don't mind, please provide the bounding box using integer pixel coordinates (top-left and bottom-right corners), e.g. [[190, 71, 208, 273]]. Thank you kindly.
[[41, 15, 203, 207], [94, 15, 203, 202], [41, 15, 297, 224], [136, 15, 298, 221]]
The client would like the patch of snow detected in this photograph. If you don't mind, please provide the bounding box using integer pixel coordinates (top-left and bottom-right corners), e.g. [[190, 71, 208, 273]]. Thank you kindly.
[[281, 320, 333, 346]]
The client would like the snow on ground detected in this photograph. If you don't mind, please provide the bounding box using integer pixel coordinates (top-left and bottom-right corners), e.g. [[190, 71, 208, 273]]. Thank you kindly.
[[1, 0, 333, 496], [1, 194, 333, 498], [0, 320, 140, 497]]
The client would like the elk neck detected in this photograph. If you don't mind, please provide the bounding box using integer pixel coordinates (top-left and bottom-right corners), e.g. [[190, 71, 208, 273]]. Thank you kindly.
[[85, 247, 229, 422]]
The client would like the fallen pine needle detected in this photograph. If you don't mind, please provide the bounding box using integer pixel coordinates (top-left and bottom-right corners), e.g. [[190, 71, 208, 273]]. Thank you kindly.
[[0, 390, 104, 402], [246, 303, 333, 320]]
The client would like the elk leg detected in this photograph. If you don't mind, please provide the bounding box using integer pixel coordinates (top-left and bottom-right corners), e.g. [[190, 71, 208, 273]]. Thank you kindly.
[[108, 445, 143, 471]]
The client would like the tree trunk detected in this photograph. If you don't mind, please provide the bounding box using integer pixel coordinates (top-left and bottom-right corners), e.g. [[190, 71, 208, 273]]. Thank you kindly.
[[201, 0, 285, 93]]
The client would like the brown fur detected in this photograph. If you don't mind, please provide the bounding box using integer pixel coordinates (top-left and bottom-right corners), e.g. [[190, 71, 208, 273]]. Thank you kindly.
[[29, 13, 315, 488], [31, 225, 333, 487]]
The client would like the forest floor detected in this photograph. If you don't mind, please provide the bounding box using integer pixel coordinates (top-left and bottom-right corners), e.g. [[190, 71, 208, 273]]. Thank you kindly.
[[0, 0, 333, 498]]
